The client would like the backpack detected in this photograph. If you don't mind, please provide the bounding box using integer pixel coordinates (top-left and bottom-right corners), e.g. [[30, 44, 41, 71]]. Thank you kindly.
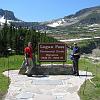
[[73, 47, 80, 59]]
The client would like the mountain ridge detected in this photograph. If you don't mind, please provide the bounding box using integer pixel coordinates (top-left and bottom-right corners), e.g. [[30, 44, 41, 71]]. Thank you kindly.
[[0, 9, 19, 21], [45, 6, 100, 27], [0, 6, 100, 31]]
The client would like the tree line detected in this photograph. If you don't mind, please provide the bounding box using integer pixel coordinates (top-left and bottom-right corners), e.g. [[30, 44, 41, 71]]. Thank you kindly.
[[0, 24, 57, 57]]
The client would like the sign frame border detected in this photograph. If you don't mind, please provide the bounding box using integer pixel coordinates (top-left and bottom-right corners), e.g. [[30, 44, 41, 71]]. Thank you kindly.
[[38, 43, 67, 62]]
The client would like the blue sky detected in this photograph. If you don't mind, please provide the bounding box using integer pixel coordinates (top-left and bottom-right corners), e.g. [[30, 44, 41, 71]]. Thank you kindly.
[[0, 0, 100, 22]]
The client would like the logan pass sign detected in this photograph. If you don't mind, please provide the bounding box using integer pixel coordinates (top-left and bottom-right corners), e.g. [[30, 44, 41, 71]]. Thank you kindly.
[[38, 43, 66, 62]]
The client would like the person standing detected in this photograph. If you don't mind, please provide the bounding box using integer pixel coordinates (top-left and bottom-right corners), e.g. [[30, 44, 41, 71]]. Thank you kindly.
[[72, 43, 80, 76], [19, 42, 34, 77]]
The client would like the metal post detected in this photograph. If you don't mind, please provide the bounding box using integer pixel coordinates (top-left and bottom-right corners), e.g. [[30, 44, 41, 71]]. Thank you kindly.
[[95, 64, 97, 77], [51, 62, 53, 66], [82, 54, 88, 95], [7, 55, 10, 85], [63, 62, 65, 67], [83, 66, 88, 95]]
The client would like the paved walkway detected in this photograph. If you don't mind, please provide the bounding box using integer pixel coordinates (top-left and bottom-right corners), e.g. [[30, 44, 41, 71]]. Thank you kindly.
[[3, 70, 92, 100]]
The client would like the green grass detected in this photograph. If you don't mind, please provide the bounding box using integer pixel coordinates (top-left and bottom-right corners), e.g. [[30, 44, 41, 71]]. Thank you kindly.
[[78, 58, 100, 100], [0, 55, 23, 99]]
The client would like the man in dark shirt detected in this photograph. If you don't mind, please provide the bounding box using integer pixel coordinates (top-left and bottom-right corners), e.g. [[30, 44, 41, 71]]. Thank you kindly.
[[72, 43, 80, 76]]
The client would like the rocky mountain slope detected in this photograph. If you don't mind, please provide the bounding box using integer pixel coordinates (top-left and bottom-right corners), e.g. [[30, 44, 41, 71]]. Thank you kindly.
[[45, 6, 100, 27]]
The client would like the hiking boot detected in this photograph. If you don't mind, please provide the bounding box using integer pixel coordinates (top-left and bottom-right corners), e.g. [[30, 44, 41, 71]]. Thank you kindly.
[[27, 74, 33, 77], [75, 73, 79, 76]]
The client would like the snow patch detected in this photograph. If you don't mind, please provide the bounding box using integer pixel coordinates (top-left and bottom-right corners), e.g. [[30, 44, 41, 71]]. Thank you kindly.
[[0, 16, 22, 25], [47, 19, 65, 27]]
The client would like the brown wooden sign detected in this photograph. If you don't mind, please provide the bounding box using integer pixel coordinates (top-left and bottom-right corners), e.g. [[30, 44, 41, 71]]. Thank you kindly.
[[38, 43, 67, 62]]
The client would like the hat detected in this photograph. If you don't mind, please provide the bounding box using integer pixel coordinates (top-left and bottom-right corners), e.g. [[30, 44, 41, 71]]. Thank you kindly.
[[28, 42, 32, 44], [74, 42, 77, 45]]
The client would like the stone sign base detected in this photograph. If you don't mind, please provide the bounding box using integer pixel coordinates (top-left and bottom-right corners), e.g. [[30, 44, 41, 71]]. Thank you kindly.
[[32, 64, 73, 75]]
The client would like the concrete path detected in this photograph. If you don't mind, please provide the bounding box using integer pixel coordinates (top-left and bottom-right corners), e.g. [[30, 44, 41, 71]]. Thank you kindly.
[[3, 70, 92, 100]]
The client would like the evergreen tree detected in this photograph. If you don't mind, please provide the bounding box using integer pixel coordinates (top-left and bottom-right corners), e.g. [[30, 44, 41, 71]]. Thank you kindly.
[[1, 23, 9, 56], [0, 24, 58, 57]]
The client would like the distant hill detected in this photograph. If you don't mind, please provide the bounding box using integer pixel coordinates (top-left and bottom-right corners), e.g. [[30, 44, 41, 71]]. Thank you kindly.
[[44, 6, 100, 27], [41, 6, 100, 37], [0, 6, 100, 33]]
